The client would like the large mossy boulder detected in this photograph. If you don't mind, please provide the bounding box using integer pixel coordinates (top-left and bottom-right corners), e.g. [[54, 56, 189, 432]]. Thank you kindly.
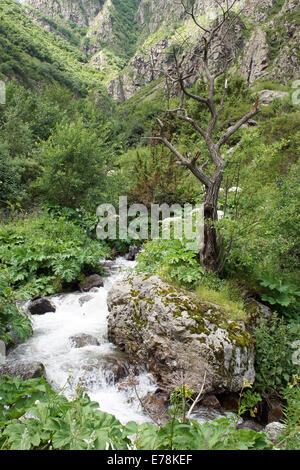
[[107, 273, 255, 394]]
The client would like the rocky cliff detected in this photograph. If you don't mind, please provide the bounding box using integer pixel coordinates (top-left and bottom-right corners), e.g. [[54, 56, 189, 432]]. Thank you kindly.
[[24, 0, 300, 101], [25, 0, 104, 27]]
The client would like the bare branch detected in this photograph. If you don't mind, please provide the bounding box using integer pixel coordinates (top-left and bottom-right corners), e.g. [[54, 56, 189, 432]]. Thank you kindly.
[[146, 118, 211, 187], [186, 370, 207, 420], [217, 107, 261, 150]]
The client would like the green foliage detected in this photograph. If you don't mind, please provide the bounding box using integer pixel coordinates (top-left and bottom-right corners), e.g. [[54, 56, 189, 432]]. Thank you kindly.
[[218, 129, 300, 292], [109, 0, 140, 62], [128, 417, 272, 450], [254, 314, 300, 397], [119, 145, 202, 206], [279, 382, 300, 450], [0, 80, 120, 212], [0, 0, 105, 94], [0, 278, 32, 345], [136, 239, 204, 288], [237, 379, 262, 420], [195, 284, 246, 320], [0, 212, 110, 299], [0, 376, 130, 450], [31, 117, 109, 210], [0, 376, 273, 450], [258, 273, 300, 314], [0, 143, 23, 205]]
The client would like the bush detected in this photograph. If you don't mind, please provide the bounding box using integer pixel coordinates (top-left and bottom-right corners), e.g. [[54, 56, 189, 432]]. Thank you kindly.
[[31, 118, 108, 210], [0, 277, 32, 345], [136, 238, 204, 288], [254, 314, 300, 397]]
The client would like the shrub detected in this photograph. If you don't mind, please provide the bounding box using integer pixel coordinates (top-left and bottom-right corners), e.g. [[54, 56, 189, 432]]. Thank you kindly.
[[0, 277, 32, 345], [254, 314, 300, 397], [136, 238, 204, 288]]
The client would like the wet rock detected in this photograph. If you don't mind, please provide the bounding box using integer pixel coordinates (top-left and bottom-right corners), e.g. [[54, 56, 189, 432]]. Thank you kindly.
[[201, 394, 222, 409], [5, 325, 23, 349], [78, 294, 93, 306], [221, 394, 240, 412], [126, 245, 140, 261], [107, 273, 256, 395], [0, 361, 45, 380], [118, 375, 140, 391], [79, 274, 104, 292], [69, 334, 100, 348], [267, 398, 284, 424], [97, 356, 129, 382], [142, 391, 169, 424], [191, 406, 226, 424], [81, 352, 134, 384], [28, 297, 56, 315], [238, 420, 264, 432], [264, 422, 286, 445]]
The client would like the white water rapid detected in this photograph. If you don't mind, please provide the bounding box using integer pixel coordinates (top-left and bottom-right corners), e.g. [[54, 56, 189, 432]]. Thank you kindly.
[[7, 258, 157, 425]]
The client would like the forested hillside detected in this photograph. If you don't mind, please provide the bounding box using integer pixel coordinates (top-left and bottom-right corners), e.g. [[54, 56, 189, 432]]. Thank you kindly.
[[0, 0, 299, 452]]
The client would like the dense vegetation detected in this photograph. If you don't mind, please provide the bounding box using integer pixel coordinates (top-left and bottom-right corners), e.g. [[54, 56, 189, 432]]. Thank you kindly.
[[0, 0, 299, 451]]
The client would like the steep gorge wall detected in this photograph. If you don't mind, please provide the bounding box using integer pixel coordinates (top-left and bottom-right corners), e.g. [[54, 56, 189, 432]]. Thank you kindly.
[[108, 0, 300, 101], [25, 0, 104, 27], [24, 0, 300, 101]]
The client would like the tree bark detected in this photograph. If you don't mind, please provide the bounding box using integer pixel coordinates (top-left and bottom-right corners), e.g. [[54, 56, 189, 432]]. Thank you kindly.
[[200, 170, 223, 272]]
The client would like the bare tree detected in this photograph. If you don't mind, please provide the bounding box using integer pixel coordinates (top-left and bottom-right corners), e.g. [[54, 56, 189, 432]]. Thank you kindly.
[[147, 0, 260, 273]]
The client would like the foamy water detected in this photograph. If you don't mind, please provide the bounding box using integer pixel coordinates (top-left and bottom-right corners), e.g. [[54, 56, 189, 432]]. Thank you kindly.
[[7, 258, 157, 424]]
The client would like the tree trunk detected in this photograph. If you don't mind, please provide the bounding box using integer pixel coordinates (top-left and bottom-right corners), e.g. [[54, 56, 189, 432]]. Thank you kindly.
[[200, 172, 223, 273]]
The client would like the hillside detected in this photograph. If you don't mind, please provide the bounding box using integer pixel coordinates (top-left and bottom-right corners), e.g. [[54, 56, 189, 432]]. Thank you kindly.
[[0, 0, 105, 94]]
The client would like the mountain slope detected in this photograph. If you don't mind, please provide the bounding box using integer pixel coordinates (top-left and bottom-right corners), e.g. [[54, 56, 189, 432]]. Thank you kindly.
[[0, 0, 105, 94], [3, 0, 300, 101]]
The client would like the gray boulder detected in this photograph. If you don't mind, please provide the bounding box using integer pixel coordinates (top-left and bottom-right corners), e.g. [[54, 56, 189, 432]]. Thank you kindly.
[[0, 361, 45, 380], [264, 422, 286, 445], [78, 294, 93, 306], [107, 273, 255, 394], [79, 274, 104, 292], [255, 89, 289, 106], [245, 298, 273, 334], [69, 334, 100, 348]]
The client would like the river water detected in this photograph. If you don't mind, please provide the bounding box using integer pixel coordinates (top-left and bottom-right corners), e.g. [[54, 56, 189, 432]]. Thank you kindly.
[[7, 258, 157, 424]]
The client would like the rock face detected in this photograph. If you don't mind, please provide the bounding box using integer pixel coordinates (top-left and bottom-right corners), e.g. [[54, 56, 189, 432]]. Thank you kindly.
[[107, 273, 255, 394], [0, 361, 45, 380], [28, 297, 56, 315], [25, 0, 104, 27], [240, 28, 270, 85]]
